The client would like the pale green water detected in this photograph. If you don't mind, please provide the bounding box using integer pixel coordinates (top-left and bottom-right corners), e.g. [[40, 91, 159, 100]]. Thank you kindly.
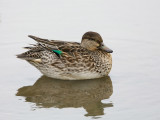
[[0, 0, 160, 120]]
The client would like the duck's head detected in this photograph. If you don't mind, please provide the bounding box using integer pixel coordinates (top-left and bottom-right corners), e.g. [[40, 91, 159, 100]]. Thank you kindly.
[[81, 31, 113, 53]]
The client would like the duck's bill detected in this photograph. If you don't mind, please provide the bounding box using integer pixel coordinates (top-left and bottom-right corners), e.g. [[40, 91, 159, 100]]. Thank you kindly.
[[100, 44, 113, 53]]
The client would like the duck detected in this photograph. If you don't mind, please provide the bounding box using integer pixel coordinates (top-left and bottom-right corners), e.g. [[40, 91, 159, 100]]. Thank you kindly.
[[17, 31, 113, 80]]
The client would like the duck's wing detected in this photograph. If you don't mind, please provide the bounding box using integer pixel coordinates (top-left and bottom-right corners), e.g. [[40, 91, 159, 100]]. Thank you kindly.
[[27, 35, 86, 57], [17, 35, 91, 62]]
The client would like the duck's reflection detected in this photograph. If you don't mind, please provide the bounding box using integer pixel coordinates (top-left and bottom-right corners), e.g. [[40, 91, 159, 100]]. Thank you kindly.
[[16, 76, 113, 116]]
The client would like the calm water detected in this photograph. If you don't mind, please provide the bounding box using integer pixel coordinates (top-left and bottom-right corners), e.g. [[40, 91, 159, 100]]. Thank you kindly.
[[0, 0, 160, 120]]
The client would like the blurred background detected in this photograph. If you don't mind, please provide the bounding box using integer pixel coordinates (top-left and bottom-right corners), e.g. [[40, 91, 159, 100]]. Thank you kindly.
[[0, 0, 160, 120]]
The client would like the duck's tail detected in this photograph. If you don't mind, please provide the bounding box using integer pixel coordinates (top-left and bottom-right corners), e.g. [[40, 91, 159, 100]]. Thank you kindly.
[[16, 50, 41, 61]]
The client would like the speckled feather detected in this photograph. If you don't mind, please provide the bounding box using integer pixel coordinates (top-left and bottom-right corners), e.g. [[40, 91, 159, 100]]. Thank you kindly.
[[17, 32, 112, 80]]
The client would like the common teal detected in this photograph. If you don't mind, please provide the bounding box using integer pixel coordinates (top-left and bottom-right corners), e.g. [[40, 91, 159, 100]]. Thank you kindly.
[[17, 31, 113, 80]]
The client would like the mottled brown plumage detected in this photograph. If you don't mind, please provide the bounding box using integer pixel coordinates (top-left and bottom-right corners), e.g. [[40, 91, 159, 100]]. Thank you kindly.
[[17, 31, 113, 80]]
